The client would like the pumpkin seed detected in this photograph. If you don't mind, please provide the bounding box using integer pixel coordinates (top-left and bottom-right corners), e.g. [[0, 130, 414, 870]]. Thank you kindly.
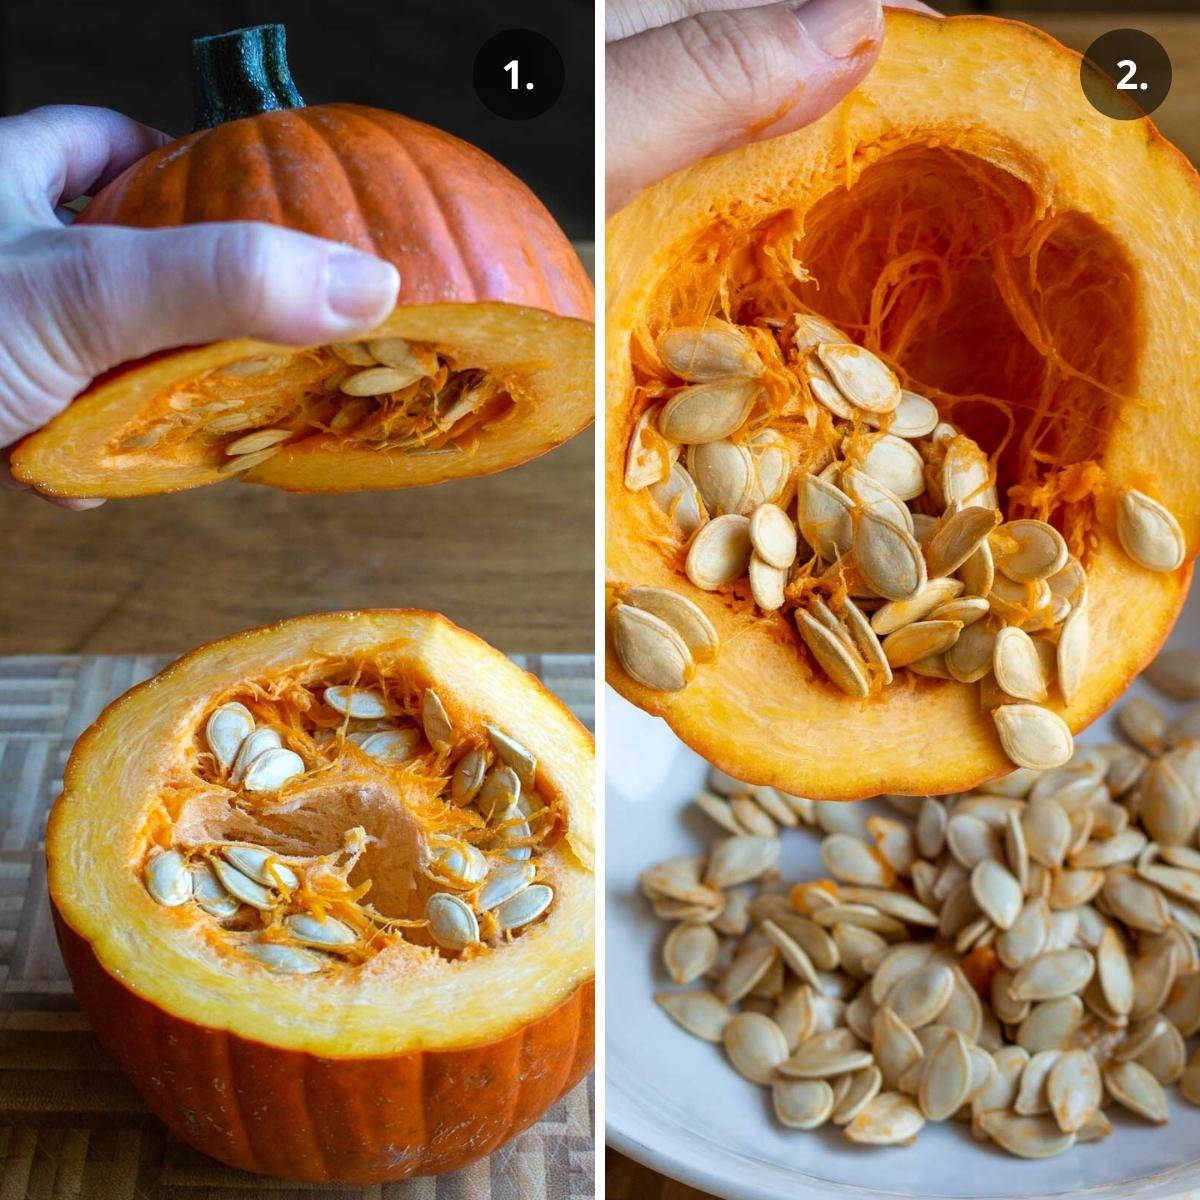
[[145, 849, 192, 907], [687, 440, 754, 515], [650, 463, 706, 536], [796, 609, 869, 698], [205, 702, 254, 771], [358, 728, 422, 764], [686, 514, 753, 590], [946, 621, 997, 684], [925, 507, 999, 580], [979, 1110, 1074, 1158], [815, 343, 900, 414], [706, 835, 780, 889], [229, 727, 282, 784], [625, 405, 676, 491], [243, 942, 326, 974], [773, 1078, 835, 1129], [1117, 489, 1186, 573], [611, 603, 693, 692], [882, 620, 962, 670], [659, 378, 759, 444], [1103, 1059, 1169, 1122], [919, 1029, 972, 1120], [426, 892, 480, 950], [191, 862, 239, 918], [855, 509, 927, 602], [284, 913, 357, 948], [725, 1012, 789, 1083], [993, 704, 1074, 770], [476, 861, 536, 911], [659, 319, 763, 381], [781, 1029, 873, 1078], [843, 1092, 924, 1145], [212, 858, 276, 910], [1145, 648, 1200, 701], [655, 990, 731, 1041], [993, 627, 1048, 702], [991, 520, 1069, 584], [324, 685, 390, 719], [797, 474, 855, 561], [221, 845, 299, 891], [749, 503, 798, 569], [856, 434, 925, 501]]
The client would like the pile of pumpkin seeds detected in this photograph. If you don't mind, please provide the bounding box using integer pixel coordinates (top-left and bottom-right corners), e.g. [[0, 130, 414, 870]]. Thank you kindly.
[[647, 647, 1200, 1156], [119, 336, 508, 466], [142, 679, 554, 973], [615, 313, 1187, 770]]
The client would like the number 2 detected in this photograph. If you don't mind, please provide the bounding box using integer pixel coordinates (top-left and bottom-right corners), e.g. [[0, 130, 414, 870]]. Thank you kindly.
[[1116, 58, 1138, 90], [504, 59, 519, 90]]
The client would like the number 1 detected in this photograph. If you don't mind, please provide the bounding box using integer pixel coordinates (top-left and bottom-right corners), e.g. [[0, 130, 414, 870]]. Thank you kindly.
[[504, 59, 519, 90]]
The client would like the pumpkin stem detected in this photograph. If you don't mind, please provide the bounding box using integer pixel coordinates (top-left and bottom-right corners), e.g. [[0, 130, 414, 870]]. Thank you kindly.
[[191, 24, 304, 130]]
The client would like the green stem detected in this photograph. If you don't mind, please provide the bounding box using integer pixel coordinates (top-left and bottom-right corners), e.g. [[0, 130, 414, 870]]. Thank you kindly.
[[191, 24, 304, 131]]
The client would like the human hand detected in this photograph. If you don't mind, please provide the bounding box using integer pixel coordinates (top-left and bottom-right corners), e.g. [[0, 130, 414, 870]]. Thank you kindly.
[[0, 105, 400, 507], [607, 0, 890, 213]]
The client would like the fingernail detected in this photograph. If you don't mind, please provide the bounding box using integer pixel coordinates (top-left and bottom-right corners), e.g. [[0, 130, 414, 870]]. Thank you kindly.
[[791, 0, 882, 60], [325, 250, 400, 320]]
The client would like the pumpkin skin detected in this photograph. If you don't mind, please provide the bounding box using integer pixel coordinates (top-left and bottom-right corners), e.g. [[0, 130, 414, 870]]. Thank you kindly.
[[13, 32, 592, 498], [606, 11, 1200, 799], [47, 610, 594, 1183]]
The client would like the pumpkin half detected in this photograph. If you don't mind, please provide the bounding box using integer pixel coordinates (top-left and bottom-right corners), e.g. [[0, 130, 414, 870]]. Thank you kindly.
[[606, 11, 1200, 799], [13, 25, 593, 499], [47, 610, 594, 1183]]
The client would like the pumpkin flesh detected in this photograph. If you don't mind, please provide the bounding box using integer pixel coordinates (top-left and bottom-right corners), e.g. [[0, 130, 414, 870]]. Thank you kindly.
[[47, 610, 594, 1181], [605, 12, 1200, 798]]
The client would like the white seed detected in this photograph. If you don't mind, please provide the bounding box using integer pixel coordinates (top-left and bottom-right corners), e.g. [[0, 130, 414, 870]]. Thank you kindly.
[[324, 685, 390, 719], [650, 463, 705, 536], [991, 520, 1069, 584], [919, 1029, 972, 1120], [686, 514, 753, 590], [993, 705, 1073, 770], [1010, 948, 1094, 1001], [748, 554, 787, 611], [725, 1012, 789, 1084], [979, 1110, 1074, 1158], [659, 379, 759, 444], [796, 609, 869, 699], [205, 702, 254, 771], [476, 861, 536, 911], [687, 440, 753, 515], [705, 835, 780, 888], [145, 849, 192, 907], [495, 883, 554, 932], [655, 990, 731, 1041], [451, 749, 487, 805], [994, 627, 1048, 702], [426, 892, 480, 950], [816, 343, 900, 413], [358, 728, 423, 764], [885, 963, 954, 1029], [626, 405, 677, 491], [211, 858, 276, 910], [856, 435, 925, 501], [855, 509, 927, 603], [221, 845, 299, 890], [1103, 1059, 1169, 1123], [243, 942, 325, 974], [844, 1092, 924, 1145], [1117, 489, 1186, 572], [191, 862, 238, 918], [284, 913, 357, 948], [1056, 606, 1088, 704], [625, 587, 719, 662], [882, 620, 962, 669], [659, 319, 762, 382], [242, 747, 306, 793], [941, 436, 995, 509], [229, 726, 283, 784], [971, 860, 1023, 929], [797, 474, 855, 561], [821, 834, 893, 887], [870, 578, 962, 637], [611, 603, 693, 692], [774, 1078, 835, 1129], [749, 503, 798, 569]]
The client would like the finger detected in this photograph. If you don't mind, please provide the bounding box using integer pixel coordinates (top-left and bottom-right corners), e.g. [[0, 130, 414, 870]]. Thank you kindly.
[[37, 222, 401, 374], [607, 0, 770, 42], [607, 0, 884, 212], [0, 105, 169, 217]]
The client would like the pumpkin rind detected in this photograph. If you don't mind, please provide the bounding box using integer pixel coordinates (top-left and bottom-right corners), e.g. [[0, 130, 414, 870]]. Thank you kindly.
[[14, 100, 593, 497], [47, 610, 594, 1182], [605, 12, 1200, 798]]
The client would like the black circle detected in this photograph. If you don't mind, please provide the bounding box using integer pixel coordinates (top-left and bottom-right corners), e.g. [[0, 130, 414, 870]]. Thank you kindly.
[[1080, 29, 1171, 119], [473, 29, 564, 121]]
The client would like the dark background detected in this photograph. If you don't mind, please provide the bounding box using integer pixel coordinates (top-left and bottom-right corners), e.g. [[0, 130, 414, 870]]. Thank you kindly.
[[0, 0, 594, 239]]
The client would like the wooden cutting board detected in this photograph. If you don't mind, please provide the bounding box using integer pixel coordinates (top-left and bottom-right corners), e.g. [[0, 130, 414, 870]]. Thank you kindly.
[[0, 654, 595, 1199]]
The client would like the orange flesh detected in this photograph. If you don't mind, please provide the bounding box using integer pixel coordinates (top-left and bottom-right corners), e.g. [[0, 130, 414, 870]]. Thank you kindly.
[[627, 146, 1136, 569], [112, 341, 526, 469], [143, 654, 565, 968]]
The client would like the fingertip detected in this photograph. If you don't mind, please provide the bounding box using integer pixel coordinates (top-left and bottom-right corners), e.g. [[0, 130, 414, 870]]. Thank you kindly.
[[323, 250, 401, 331]]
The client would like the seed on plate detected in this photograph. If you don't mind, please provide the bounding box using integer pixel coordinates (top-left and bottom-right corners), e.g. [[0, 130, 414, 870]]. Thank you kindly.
[[884, 962, 954, 1029], [971, 860, 1023, 929], [611, 603, 693, 692], [1103, 1059, 1169, 1123], [1010, 948, 1095, 1001], [781, 1029, 874, 1079], [820, 835, 894, 887], [1017, 996, 1082, 1053], [705, 836, 780, 889], [843, 1092, 924, 1145], [978, 1110, 1075, 1159], [773, 1078, 835, 1129], [1117, 489, 1186, 573], [663, 922, 720, 985], [655, 991, 731, 1042], [725, 1012, 789, 1084]]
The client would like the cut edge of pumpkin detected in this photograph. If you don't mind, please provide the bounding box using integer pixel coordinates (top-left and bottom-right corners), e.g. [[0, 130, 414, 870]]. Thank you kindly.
[[13, 302, 594, 498]]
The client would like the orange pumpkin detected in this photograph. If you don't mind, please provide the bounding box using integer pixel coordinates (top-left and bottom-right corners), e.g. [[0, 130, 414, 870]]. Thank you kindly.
[[47, 610, 594, 1182], [606, 11, 1200, 798], [13, 25, 592, 498]]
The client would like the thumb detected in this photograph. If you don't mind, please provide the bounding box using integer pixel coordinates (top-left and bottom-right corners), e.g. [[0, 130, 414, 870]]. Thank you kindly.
[[606, 0, 884, 212], [45, 221, 400, 374]]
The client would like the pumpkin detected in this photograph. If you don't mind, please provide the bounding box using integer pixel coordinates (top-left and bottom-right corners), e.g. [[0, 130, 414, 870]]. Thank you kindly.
[[605, 11, 1200, 799], [46, 610, 594, 1183], [13, 24, 593, 499]]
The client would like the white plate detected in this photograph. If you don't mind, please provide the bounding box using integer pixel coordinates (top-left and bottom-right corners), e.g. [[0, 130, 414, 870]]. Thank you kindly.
[[606, 584, 1200, 1200]]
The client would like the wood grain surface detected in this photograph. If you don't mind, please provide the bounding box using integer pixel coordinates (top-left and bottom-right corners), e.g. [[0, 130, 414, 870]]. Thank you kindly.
[[606, 11, 1200, 1198], [0, 652, 594, 1199]]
